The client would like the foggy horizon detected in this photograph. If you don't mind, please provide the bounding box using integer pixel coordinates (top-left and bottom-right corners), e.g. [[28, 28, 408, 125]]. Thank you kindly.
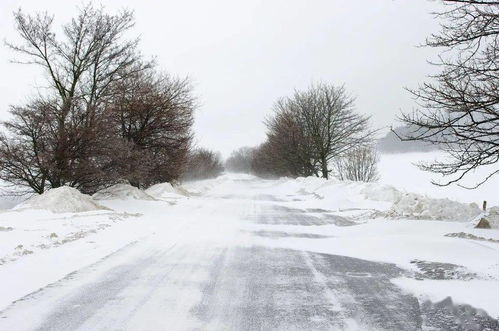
[[0, 0, 443, 157]]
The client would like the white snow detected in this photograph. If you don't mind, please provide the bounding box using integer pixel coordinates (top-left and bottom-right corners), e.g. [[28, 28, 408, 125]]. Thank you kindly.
[[378, 152, 499, 207], [15, 186, 110, 213], [0, 209, 146, 309], [145, 182, 189, 200], [93, 184, 156, 201], [389, 193, 481, 222], [392, 278, 499, 319], [360, 183, 401, 202], [224, 175, 484, 222], [0, 153, 498, 322]]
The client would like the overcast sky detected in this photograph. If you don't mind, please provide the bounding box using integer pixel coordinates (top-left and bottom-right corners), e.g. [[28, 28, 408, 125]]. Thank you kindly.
[[0, 0, 443, 157]]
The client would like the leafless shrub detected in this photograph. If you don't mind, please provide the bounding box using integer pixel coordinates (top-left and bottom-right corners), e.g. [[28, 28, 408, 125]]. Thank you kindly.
[[333, 146, 380, 182]]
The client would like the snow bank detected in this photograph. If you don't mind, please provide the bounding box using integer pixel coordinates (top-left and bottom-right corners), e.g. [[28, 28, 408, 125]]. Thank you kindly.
[[266, 176, 482, 222], [294, 176, 333, 192], [389, 193, 481, 222], [15, 186, 110, 213], [360, 183, 402, 202], [93, 184, 155, 201], [181, 176, 233, 195], [360, 183, 481, 221], [316, 179, 481, 221], [145, 183, 188, 200], [378, 152, 499, 207]]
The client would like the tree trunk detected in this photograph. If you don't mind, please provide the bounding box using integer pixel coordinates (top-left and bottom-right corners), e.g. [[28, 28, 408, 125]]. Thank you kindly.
[[321, 158, 329, 179]]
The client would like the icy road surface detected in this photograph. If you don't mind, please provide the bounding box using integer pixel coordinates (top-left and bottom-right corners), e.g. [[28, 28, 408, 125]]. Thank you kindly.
[[0, 175, 498, 330]]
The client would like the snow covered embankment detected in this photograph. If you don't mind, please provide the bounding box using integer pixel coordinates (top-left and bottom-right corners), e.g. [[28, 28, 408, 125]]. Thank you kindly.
[[264, 176, 483, 223], [361, 184, 482, 222], [15, 186, 110, 213], [1, 186, 148, 266], [1, 183, 189, 266], [0, 183, 187, 311]]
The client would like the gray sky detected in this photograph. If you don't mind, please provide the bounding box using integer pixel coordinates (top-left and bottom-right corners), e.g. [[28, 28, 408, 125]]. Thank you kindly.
[[0, 0, 442, 157]]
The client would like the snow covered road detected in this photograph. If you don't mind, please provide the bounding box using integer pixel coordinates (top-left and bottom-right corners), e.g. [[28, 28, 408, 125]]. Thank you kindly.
[[0, 175, 498, 330]]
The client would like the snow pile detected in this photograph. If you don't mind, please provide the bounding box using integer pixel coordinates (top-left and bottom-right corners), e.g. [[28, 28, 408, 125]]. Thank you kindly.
[[389, 193, 481, 222], [305, 179, 481, 221], [181, 177, 232, 195], [93, 184, 155, 201], [378, 152, 499, 208], [360, 183, 482, 221], [269, 176, 483, 222], [15, 186, 110, 213], [145, 183, 188, 200], [294, 176, 332, 192], [360, 183, 402, 202]]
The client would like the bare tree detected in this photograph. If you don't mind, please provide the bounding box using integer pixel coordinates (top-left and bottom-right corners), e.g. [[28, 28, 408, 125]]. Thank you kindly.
[[333, 146, 380, 182], [247, 113, 309, 179], [263, 103, 318, 177], [1, 4, 148, 193], [399, 0, 499, 188], [0, 101, 51, 194], [295, 84, 372, 179], [108, 68, 195, 187], [183, 148, 224, 180], [0, 97, 120, 194], [250, 141, 283, 178], [250, 83, 373, 179]]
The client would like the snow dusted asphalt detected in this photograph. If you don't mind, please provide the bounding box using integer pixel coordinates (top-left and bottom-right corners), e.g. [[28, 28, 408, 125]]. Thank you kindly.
[[0, 175, 498, 330]]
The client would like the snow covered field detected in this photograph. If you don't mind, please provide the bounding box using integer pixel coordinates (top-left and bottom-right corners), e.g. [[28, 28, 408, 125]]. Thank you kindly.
[[378, 152, 499, 207], [0, 152, 498, 330]]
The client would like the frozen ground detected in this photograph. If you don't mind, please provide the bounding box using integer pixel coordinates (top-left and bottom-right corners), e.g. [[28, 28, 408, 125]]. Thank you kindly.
[[0, 156, 498, 330]]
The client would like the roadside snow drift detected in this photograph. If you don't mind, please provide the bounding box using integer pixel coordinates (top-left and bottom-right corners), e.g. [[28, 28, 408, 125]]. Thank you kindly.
[[93, 184, 155, 201], [359, 183, 481, 221], [145, 183, 188, 200], [15, 187, 110, 213], [390, 194, 481, 222], [265, 177, 483, 222]]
